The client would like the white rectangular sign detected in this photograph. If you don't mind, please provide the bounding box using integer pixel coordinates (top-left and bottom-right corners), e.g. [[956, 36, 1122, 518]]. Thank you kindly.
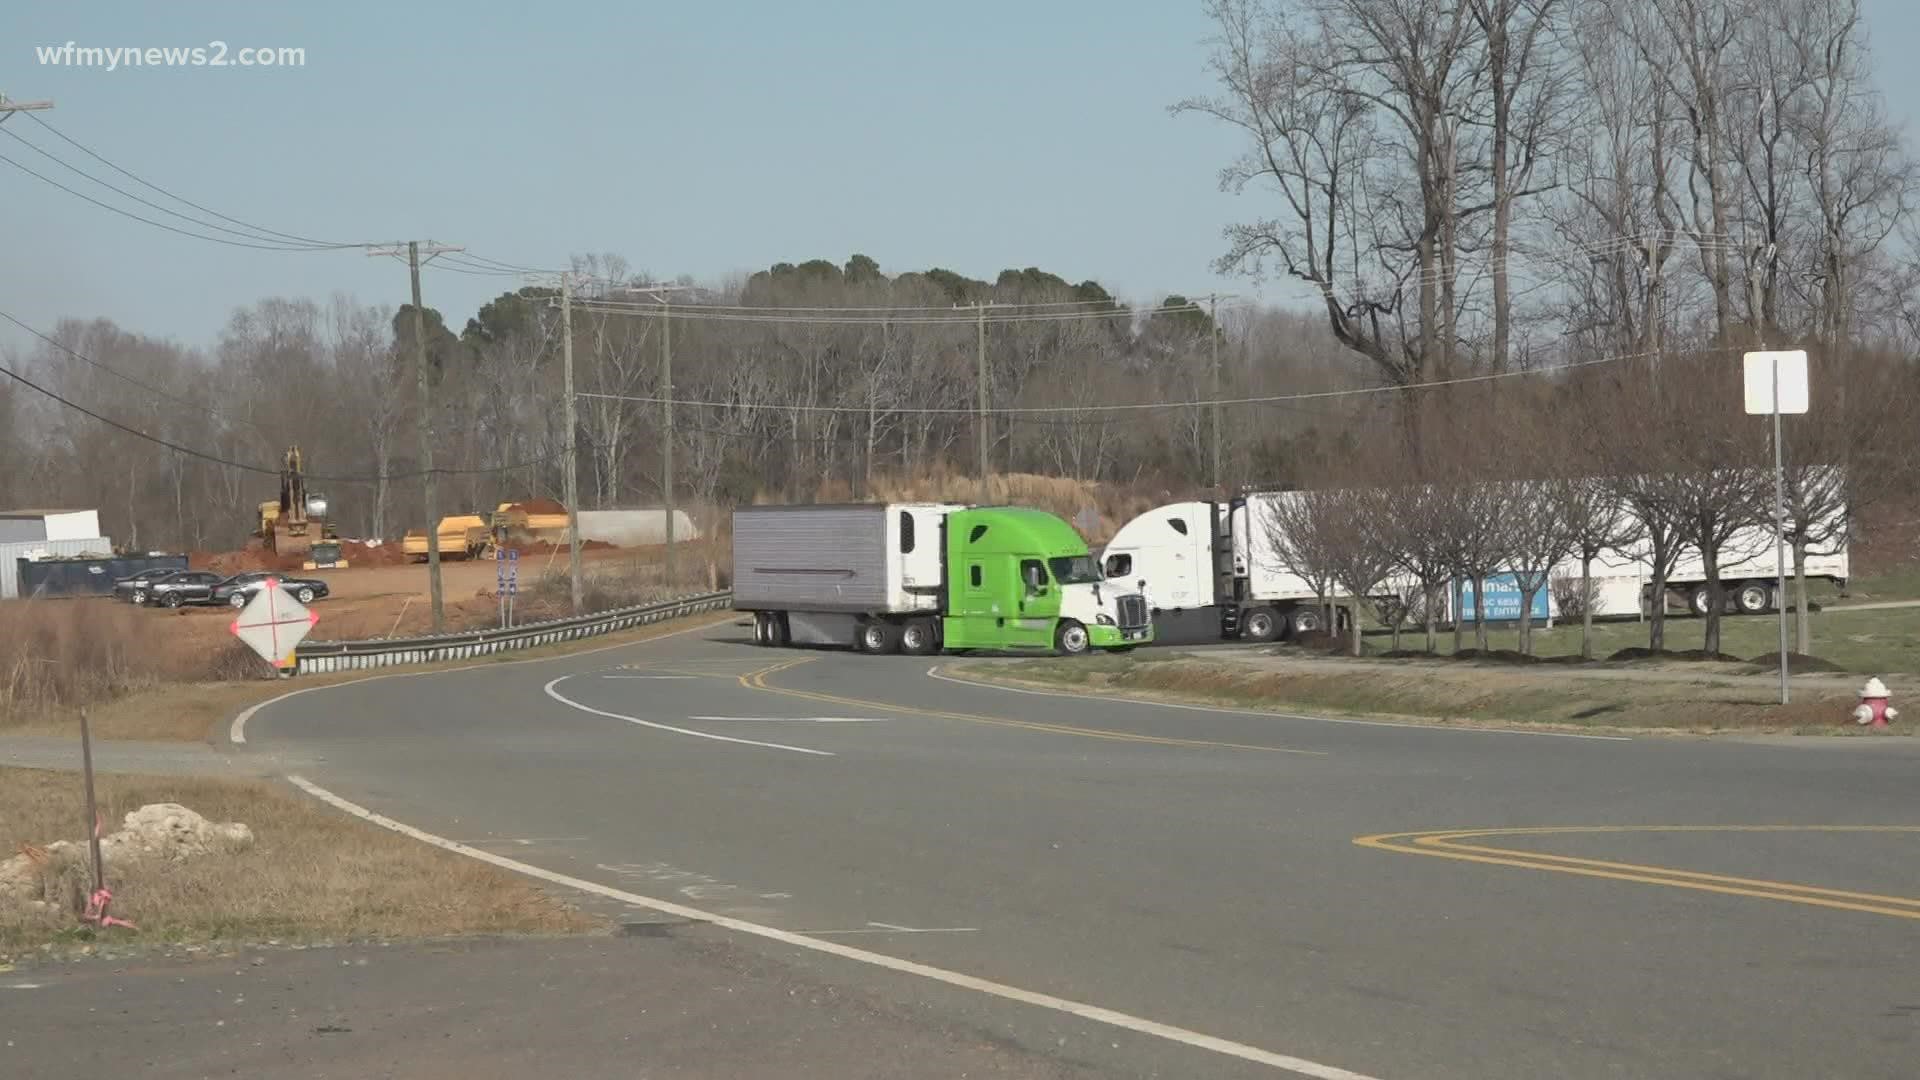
[[1743, 350, 1809, 415]]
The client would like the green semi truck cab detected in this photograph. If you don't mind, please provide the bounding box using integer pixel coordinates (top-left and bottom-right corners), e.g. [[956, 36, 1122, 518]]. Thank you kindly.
[[940, 507, 1151, 654], [733, 503, 1153, 656]]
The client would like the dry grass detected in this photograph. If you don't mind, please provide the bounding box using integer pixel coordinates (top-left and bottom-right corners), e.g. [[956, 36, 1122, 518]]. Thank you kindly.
[[0, 599, 265, 728], [0, 766, 602, 954], [964, 655, 1867, 734], [3, 610, 738, 742]]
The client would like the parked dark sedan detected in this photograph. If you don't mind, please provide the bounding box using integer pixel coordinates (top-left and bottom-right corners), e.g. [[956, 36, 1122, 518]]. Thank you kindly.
[[212, 572, 330, 608], [113, 567, 189, 603], [138, 570, 225, 608]]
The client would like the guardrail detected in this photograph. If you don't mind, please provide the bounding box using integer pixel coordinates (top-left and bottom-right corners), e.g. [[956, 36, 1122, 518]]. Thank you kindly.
[[292, 591, 734, 675]]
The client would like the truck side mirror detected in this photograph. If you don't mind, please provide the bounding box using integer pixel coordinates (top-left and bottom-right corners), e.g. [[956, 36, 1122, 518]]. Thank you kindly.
[[1024, 565, 1045, 593]]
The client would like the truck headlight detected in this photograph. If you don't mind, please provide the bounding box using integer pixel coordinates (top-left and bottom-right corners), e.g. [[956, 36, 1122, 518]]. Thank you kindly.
[[1095, 614, 1116, 626]]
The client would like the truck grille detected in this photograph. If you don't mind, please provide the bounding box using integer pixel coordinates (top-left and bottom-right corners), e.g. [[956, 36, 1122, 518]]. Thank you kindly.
[[1116, 594, 1149, 629]]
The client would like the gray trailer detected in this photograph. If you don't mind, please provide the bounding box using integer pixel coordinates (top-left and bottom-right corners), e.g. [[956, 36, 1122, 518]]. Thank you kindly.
[[732, 503, 958, 652]]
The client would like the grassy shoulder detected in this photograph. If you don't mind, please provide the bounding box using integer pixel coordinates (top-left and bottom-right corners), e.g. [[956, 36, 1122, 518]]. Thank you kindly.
[[956, 651, 1883, 735], [1456, 603, 1920, 676], [1, 766, 602, 958], [2, 611, 737, 742]]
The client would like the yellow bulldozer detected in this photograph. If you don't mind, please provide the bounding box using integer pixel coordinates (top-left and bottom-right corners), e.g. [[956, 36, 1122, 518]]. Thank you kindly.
[[256, 445, 344, 568]]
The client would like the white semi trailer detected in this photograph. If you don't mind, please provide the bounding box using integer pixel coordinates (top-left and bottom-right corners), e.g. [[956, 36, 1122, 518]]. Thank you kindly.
[[1103, 488, 1851, 643], [1099, 495, 1352, 642]]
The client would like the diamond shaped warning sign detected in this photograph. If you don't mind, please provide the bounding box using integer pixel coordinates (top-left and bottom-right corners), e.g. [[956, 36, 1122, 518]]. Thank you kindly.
[[230, 578, 318, 670]]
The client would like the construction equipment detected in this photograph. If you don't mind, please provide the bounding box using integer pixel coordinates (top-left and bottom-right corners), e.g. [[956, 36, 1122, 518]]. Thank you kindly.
[[403, 515, 489, 561], [256, 446, 341, 565]]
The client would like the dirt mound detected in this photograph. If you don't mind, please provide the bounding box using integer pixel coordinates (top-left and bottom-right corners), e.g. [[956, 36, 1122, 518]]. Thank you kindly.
[[338, 540, 410, 566], [1606, 646, 1744, 664], [1747, 651, 1849, 673]]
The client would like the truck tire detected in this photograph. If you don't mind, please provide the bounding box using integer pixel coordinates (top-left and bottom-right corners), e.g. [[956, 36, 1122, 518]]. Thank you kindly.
[[771, 613, 791, 647], [1054, 620, 1091, 657], [858, 620, 902, 655], [1688, 584, 1715, 617], [899, 617, 938, 656], [1241, 607, 1281, 643], [751, 612, 768, 645], [1286, 608, 1323, 638], [1734, 581, 1772, 615]]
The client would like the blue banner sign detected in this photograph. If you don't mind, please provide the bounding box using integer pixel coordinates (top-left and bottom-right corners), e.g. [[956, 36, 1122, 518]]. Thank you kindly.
[[1455, 573, 1549, 622]]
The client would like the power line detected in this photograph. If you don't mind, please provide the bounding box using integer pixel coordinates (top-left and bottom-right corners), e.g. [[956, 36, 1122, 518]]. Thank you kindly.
[[22, 112, 367, 248], [565, 298, 1253, 326], [0, 147, 351, 252], [0, 125, 354, 250], [0, 308, 271, 434], [575, 346, 1693, 416], [0, 312, 600, 483]]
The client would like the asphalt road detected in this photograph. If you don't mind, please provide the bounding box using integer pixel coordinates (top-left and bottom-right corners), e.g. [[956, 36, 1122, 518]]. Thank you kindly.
[[231, 619, 1920, 1079]]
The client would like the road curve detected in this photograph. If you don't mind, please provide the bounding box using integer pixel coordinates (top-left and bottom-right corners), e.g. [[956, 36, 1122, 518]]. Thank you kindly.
[[239, 618, 1920, 1080]]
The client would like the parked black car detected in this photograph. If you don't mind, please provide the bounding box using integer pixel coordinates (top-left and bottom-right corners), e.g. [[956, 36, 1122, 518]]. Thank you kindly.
[[113, 567, 190, 603], [138, 570, 226, 608], [211, 572, 330, 608]]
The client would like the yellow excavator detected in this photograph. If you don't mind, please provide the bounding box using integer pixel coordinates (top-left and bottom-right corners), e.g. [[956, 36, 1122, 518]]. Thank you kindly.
[[256, 446, 344, 568]]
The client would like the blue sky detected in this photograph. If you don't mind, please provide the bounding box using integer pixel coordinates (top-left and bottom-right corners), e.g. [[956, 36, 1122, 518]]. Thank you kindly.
[[1, 0, 1914, 352]]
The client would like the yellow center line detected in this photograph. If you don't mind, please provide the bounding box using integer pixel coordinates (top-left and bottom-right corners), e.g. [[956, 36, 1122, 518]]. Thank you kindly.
[[1355, 825, 1920, 922], [740, 662, 1323, 755]]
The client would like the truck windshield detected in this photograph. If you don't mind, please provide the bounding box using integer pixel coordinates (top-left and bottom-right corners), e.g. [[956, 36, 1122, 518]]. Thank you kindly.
[[1048, 555, 1101, 585]]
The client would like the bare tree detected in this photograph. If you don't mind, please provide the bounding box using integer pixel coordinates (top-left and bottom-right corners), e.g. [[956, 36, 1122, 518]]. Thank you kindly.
[[1502, 477, 1580, 654], [1259, 489, 1341, 634], [1315, 487, 1401, 654], [1560, 476, 1640, 659]]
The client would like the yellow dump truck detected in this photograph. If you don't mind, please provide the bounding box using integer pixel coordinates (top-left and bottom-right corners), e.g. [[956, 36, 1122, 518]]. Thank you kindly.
[[402, 515, 490, 561], [491, 501, 570, 545]]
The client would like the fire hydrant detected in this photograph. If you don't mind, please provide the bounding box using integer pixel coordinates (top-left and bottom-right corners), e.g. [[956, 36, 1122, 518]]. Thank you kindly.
[[1852, 677, 1899, 728]]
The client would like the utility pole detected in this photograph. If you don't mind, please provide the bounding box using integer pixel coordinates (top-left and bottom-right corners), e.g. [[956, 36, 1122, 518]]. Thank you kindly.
[[602, 284, 699, 589], [367, 240, 464, 633], [0, 94, 54, 127], [956, 301, 998, 503], [560, 272, 582, 614], [1209, 293, 1222, 495], [661, 296, 675, 590]]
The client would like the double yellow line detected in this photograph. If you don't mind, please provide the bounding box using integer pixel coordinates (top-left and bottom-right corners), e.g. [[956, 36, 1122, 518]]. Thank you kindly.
[[739, 657, 1321, 755], [1355, 825, 1920, 922]]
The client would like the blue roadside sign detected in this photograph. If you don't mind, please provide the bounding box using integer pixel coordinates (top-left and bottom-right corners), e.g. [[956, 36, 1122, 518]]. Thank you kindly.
[[1455, 574, 1549, 621], [507, 547, 518, 595]]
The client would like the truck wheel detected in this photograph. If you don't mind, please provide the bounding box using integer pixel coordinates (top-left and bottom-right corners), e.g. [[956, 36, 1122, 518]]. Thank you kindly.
[[1734, 581, 1772, 615], [899, 617, 938, 656], [1054, 620, 1091, 657], [1688, 585, 1715, 617], [858, 620, 902, 655], [1241, 607, 1281, 643], [751, 612, 767, 645], [1286, 608, 1323, 638]]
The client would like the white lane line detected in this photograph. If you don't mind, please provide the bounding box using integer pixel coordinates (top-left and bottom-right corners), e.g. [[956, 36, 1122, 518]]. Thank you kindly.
[[869, 921, 978, 933], [544, 676, 833, 756], [687, 716, 888, 724], [288, 775, 1380, 1080], [231, 614, 727, 745], [929, 666, 1632, 742], [603, 675, 697, 680]]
